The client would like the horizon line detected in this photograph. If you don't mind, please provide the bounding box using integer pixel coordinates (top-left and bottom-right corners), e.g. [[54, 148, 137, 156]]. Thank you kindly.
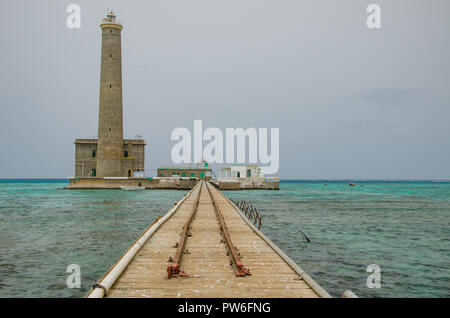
[[1, 178, 449, 182]]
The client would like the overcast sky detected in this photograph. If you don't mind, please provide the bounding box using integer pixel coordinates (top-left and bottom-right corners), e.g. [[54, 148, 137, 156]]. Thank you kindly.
[[0, 0, 449, 179]]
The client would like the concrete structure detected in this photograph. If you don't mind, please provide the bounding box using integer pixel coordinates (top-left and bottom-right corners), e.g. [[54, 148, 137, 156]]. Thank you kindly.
[[220, 164, 262, 179], [157, 161, 212, 180], [74, 139, 145, 177], [216, 165, 280, 190], [67, 177, 197, 190], [71, 12, 146, 181], [87, 182, 334, 298]]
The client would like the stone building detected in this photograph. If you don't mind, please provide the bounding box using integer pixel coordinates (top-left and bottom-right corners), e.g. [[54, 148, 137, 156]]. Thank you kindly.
[[73, 12, 146, 178], [157, 161, 212, 180], [75, 139, 145, 177]]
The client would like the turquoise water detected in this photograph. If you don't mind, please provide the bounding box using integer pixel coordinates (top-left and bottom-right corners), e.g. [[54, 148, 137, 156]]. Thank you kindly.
[[0, 180, 449, 297]]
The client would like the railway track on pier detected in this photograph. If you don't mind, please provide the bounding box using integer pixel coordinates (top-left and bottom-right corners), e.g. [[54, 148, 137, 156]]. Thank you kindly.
[[87, 181, 331, 298], [167, 182, 251, 279]]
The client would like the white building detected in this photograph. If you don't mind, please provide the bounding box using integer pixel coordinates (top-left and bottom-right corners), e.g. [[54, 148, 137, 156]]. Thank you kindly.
[[219, 165, 263, 179], [217, 164, 279, 190]]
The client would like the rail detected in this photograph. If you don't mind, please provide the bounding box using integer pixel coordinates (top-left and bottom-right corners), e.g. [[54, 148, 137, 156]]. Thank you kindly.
[[167, 181, 202, 278], [205, 182, 251, 277], [86, 182, 201, 297]]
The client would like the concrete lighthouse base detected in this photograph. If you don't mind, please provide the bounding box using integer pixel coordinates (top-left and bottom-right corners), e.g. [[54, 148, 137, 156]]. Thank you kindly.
[[65, 177, 198, 190]]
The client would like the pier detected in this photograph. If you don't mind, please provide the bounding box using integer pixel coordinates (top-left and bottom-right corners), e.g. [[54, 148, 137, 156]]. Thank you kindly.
[[87, 181, 331, 298]]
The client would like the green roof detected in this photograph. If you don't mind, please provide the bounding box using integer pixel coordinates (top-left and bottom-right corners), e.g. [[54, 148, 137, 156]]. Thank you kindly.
[[158, 167, 212, 170]]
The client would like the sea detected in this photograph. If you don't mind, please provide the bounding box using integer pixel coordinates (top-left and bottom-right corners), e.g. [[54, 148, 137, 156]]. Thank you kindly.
[[0, 179, 449, 298]]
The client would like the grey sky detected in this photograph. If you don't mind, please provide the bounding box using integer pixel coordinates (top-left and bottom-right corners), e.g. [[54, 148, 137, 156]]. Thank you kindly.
[[0, 0, 449, 179]]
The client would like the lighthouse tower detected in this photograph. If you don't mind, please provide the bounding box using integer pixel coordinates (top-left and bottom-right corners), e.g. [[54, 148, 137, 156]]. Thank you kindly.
[[96, 11, 124, 177], [72, 12, 146, 181]]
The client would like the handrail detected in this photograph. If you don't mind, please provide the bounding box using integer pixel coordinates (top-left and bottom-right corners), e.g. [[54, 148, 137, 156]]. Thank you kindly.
[[86, 182, 201, 298], [217, 186, 333, 298]]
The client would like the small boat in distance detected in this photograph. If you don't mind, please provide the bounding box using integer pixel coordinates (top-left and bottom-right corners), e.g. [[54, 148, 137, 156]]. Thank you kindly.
[[349, 182, 356, 186], [120, 186, 146, 191]]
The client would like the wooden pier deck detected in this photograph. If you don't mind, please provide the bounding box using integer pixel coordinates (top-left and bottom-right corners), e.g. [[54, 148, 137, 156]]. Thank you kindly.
[[87, 181, 331, 298]]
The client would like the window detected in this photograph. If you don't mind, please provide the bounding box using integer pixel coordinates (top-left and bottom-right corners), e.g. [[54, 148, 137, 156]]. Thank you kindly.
[[190, 173, 195, 178], [237, 172, 240, 178], [200, 172, 204, 178], [181, 172, 185, 177], [91, 169, 96, 177], [247, 169, 251, 177], [124, 150, 128, 157], [92, 149, 96, 158]]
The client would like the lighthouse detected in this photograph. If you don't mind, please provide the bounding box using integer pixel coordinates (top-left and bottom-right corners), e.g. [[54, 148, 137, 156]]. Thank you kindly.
[[72, 12, 146, 179], [97, 11, 125, 177]]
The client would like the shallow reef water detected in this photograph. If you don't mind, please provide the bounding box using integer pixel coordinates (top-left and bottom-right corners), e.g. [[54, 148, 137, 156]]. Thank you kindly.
[[0, 179, 449, 297]]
